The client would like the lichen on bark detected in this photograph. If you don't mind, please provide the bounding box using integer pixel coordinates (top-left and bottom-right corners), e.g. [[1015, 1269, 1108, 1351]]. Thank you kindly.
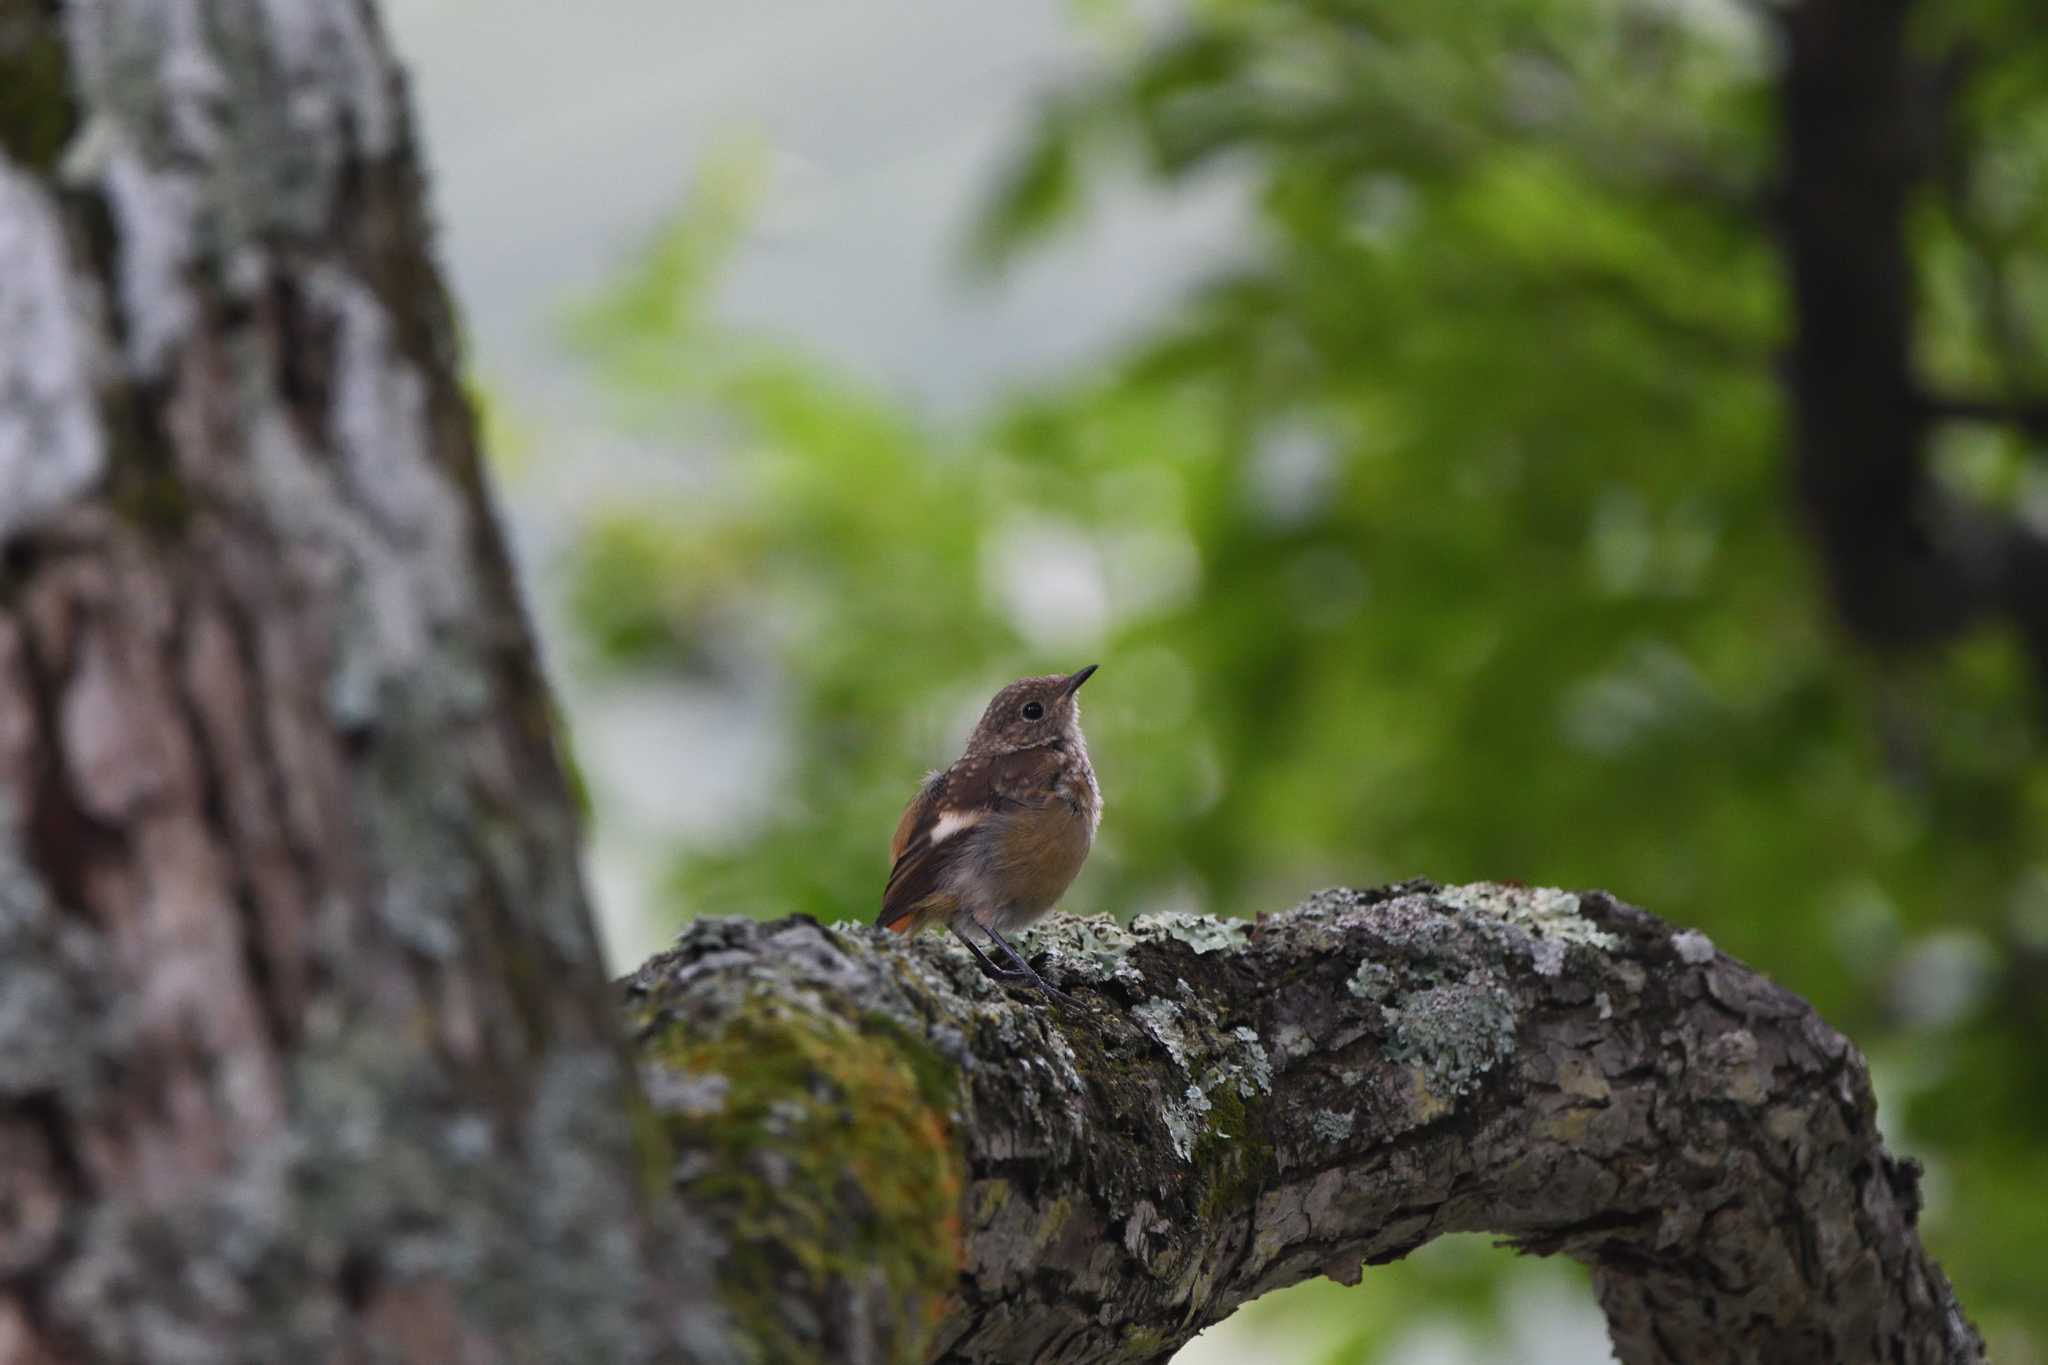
[[627, 935, 968, 1364], [0, 156, 106, 543], [632, 882, 1984, 1365], [0, 2, 721, 1360]]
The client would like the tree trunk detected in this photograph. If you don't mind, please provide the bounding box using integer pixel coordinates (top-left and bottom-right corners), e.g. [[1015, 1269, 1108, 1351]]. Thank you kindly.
[[1778, 0, 2048, 674], [0, 3, 720, 1360], [0, 3, 1988, 1364]]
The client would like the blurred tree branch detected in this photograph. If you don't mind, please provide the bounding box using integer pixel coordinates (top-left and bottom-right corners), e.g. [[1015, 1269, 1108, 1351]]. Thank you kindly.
[[1925, 395, 2048, 444], [1780, 0, 2048, 672], [628, 885, 1985, 1364]]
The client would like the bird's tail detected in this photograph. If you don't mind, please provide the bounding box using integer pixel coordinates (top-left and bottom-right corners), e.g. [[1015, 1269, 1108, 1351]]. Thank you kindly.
[[877, 894, 951, 935]]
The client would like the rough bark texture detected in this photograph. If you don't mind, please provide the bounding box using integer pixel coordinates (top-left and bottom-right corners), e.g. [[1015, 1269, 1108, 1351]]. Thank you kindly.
[[625, 884, 1984, 1365], [0, 3, 722, 1361]]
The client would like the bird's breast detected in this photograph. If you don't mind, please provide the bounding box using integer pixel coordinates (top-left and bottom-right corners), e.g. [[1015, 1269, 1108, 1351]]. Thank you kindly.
[[988, 799, 1094, 917]]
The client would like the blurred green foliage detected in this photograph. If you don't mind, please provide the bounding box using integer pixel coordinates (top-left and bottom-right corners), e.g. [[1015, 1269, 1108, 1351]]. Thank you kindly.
[[563, 0, 2048, 1355]]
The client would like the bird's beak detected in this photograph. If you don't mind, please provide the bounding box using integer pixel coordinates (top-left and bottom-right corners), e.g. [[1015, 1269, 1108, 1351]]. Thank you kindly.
[[1062, 664, 1099, 697]]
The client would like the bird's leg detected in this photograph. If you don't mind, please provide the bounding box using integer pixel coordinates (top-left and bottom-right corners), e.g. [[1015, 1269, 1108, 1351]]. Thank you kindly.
[[983, 925, 1082, 1008], [952, 923, 1029, 980]]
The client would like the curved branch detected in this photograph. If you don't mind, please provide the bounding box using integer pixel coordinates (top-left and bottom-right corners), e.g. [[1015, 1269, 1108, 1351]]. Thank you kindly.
[[625, 882, 1983, 1365]]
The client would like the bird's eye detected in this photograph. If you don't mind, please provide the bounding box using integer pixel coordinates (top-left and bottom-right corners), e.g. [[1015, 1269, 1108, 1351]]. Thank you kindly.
[[1021, 701, 1045, 721]]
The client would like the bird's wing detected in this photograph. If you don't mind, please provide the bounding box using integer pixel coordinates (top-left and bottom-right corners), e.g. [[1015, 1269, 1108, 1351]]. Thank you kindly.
[[878, 747, 1065, 930]]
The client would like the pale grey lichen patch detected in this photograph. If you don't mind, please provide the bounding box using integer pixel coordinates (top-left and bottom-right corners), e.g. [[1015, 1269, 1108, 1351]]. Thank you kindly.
[[1231, 1026, 1273, 1096], [1161, 1083, 1213, 1162], [1122, 1201, 1166, 1260], [1161, 1106, 1196, 1162], [1438, 882, 1617, 975], [67, 121, 199, 375], [1338, 891, 1458, 957], [0, 159, 107, 544], [52, 1138, 331, 1363], [215, 258, 570, 959], [756, 919, 877, 1000], [293, 269, 479, 724], [255, 0, 397, 156], [640, 1066, 729, 1119], [1381, 973, 1517, 1097], [1183, 1030, 1273, 1115], [1672, 929, 1716, 965], [322, 267, 454, 543], [56, 1040, 684, 1363], [928, 1023, 970, 1069], [1131, 910, 1249, 955], [1018, 913, 1142, 985], [60, 0, 403, 374], [1271, 1021, 1312, 1062], [513, 1048, 677, 1360], [1132, 997, 1190, 1070], [1294, 887, 1377, 919], [1347, 958, 1396, 1002], [1310, 1109, 1355, 1143], [356, 725, 476, 960], [1136, 1003, 1269, 1160], [229, 273, 478, 726], [442, 1113, 495, 1162], [1036, 1020, 1087, 1099]]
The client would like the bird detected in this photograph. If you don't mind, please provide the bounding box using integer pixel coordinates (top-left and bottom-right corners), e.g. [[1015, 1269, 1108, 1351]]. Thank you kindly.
[[878, 665, 1102, 1005]]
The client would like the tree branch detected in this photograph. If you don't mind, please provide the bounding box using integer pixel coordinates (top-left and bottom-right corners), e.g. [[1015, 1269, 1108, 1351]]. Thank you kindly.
[[625, 882, 1983, 1365], [1924, 393, 2048, 444]]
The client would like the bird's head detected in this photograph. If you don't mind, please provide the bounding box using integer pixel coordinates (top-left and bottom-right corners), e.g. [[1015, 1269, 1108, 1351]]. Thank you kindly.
[[965, 664, 1097, 756]]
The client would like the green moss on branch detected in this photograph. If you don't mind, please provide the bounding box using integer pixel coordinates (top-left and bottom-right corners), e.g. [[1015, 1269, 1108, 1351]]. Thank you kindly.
[[640, 991, 966, 1362]]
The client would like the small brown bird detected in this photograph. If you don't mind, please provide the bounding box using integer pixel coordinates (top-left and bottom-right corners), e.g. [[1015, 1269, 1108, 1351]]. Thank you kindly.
[[879, 665, 1102, 1004]]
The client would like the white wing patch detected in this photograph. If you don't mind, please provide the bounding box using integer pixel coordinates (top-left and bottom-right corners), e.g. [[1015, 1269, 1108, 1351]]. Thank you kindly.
[[928, 809, 983, 845]]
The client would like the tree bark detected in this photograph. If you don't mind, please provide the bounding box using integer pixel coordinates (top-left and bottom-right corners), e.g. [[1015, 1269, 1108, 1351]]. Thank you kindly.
[[0, 3, 721, 1361], [0, 3, 1990, 1364], [626, 884, 1984, 1365]]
